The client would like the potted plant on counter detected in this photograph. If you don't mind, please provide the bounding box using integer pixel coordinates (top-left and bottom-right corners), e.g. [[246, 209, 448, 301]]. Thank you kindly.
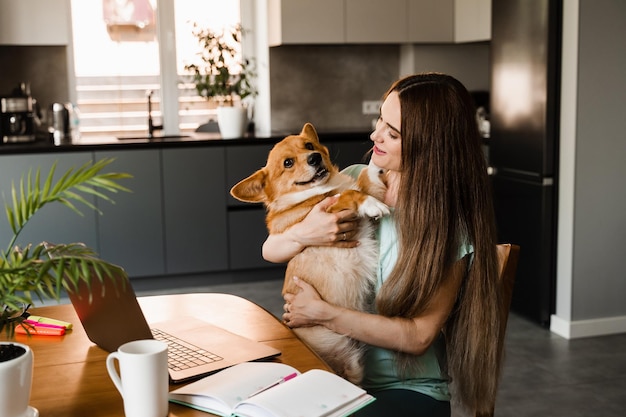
[[184, 23, 257, 139], [0, 158, 131, 416]]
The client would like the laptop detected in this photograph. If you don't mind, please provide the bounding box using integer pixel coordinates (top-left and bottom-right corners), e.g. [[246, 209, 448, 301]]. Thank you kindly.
[[65, 267, 281, 383]]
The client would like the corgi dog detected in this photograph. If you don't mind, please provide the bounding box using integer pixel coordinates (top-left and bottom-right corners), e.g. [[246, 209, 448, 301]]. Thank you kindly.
[[230, 123, 388, 384]]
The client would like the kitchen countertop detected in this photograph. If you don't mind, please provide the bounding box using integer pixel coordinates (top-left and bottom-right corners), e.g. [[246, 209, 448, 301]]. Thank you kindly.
[[0, 130, 372, 155]]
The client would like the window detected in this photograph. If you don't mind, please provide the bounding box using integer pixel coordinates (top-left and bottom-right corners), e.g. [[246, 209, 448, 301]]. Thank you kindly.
[[71, 0, 240, 138]]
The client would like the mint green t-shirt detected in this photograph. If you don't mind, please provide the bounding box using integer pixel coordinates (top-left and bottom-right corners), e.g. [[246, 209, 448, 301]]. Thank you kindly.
[[342, 164, 472, 401]]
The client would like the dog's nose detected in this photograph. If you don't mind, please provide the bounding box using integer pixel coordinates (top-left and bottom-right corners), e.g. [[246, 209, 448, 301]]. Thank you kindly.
[[307, 152, 322, 167]]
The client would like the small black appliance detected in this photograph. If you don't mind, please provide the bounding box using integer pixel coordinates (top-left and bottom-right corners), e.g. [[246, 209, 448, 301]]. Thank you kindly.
[[0, 83, 36, 144]]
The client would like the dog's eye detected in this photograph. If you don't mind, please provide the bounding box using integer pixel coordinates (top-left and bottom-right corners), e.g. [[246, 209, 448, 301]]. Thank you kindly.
[[284, 158, 294, 168], [304, 142, 314, 151]]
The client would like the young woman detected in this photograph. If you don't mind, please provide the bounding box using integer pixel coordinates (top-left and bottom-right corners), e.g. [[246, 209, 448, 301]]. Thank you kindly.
[[263, 73, 501, 416]]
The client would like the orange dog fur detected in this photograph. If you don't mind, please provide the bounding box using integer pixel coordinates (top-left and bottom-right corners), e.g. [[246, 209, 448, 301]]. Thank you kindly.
[[230, 123, 388, 383]]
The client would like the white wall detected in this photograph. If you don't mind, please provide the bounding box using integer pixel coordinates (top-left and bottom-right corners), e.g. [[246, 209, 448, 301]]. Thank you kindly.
[[552, 0, 626, 338]]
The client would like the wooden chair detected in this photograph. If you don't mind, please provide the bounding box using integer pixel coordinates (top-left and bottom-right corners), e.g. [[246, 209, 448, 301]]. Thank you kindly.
[[476, 243, 521, 417]]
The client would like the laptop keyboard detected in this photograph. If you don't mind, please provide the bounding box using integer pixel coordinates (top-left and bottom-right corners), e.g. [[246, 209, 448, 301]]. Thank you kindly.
[[151, 328, 224, 371]]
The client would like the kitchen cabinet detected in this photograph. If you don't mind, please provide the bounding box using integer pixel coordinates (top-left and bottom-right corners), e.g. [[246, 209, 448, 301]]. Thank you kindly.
[[0, 133, 370, 279], [161, 147, 228, 275], [407, 0, 491, 43], [408, 0, 454, 43], [0, 152, 98, 251], [0, 0, 71, 45], [225, 143, 275, 207], [94, 149, 166, 277], [225, 144, 275, 270], [345, 0, 407, 43], [269, 0, 408, 45], [268, 0, 344, 45], [268, 0, 489, 45], [454, 0, 491, 42], [228, 209, 273, 270]]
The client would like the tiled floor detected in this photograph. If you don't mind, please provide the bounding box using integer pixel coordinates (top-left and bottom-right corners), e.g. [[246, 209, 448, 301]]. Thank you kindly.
[[494, 312, 626, 417], [52, 273, 626, 416]]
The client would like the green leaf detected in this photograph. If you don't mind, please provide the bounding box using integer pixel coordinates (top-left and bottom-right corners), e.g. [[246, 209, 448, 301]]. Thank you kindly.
[[1, 158, 132, 336]]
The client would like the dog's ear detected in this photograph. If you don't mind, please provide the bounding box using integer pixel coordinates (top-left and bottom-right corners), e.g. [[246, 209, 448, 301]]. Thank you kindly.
[[230, 169, 268, 203], [300, 123, 319, 142]]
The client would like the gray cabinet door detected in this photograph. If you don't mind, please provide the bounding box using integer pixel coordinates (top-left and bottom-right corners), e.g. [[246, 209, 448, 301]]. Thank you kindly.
[[0, 152, 98, 251], [94, 149, 165, 277], [225, 144, 275, 269], [162, 147, 228, 274], [225, 143, 275, 207], [228, 208, 275, 270]]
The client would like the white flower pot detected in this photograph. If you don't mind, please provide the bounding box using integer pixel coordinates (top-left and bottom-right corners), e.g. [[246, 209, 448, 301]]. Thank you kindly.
[[216, 105, 248, 139], [0, 342, 37, 417]]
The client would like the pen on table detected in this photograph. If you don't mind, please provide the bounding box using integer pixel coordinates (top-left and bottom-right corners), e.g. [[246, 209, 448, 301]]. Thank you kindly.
[[24, 319, 67, 330], [25, 315, 73, 329], [15, 323, 66, 336], [247, 372, 298, 398]]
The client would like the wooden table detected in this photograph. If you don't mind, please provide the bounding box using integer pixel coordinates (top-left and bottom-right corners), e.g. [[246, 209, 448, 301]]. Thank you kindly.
[[1, 293, 331, 416]]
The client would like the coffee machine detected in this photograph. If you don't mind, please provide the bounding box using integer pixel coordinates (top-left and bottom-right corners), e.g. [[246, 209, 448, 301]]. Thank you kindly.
[[0, 83, 36, 144]]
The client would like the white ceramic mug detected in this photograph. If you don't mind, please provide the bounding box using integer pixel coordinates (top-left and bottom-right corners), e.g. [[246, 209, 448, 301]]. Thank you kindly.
[[106, 339, 169, 417], [0, 342, 34, 417]]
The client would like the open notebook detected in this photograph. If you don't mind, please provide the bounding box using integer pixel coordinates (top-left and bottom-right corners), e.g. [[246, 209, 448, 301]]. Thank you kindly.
[[65, 266, 281, 383]]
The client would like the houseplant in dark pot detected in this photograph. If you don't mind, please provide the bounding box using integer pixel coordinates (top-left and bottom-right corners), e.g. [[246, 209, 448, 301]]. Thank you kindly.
[[0, 158, 131, 417], [184, 23, 257, 139]]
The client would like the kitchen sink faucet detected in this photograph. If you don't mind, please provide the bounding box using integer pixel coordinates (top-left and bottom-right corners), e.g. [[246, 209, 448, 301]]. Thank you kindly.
[[147, 90, 163, 138]]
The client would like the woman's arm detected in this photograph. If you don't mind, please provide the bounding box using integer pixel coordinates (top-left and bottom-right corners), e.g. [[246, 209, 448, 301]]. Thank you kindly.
[[262, 195, 360, 263], [283, 258, 466, 355]]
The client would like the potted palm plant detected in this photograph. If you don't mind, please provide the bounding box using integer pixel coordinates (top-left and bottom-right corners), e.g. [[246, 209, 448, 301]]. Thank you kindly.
[[0, 157, 131, 416], [184, 23, 257, 139]]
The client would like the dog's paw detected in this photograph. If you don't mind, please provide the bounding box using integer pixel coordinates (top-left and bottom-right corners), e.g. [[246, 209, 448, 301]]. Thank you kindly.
[[359, 196, 390, 219]]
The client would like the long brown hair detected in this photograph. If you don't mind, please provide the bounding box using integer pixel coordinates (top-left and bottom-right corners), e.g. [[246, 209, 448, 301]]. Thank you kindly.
[[375, 73, 501, 414]]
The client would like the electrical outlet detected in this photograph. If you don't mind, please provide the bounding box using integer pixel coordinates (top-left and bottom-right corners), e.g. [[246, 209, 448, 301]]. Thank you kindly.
[[362, 100, 382, 115]]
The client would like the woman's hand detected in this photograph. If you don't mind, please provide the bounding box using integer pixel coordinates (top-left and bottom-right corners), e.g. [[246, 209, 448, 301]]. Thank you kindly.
[[291, 195, 360, 246], [282, 277, 329, 328], [262, 195, 360, 263]]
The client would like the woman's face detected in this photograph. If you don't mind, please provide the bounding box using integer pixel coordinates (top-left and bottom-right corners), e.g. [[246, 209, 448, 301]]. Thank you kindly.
[[370, 91, 402, 172]]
